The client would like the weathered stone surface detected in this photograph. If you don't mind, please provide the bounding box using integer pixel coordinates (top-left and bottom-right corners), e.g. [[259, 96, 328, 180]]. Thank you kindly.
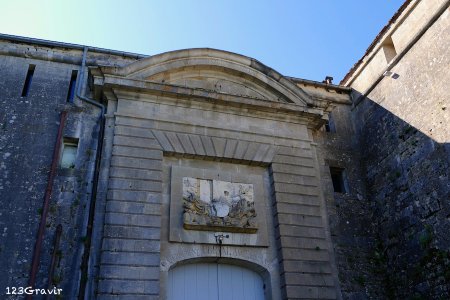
[[271, 172, 319, 186], [323, 1, 450, 298], [100, 266, 160, 280], [103, 225, 161, 240], [104, 212, 161, 228], [114, 125, 156, 139], [106, 201, 161, 215], [273, 192, 321, 206], [276, 214, 323, 228], [271, 163, 316, 176], [113, 135, 161, 150], [0, 51, 109, 298], [280, 248, 330, 262], [102, 238, 160, 253], [107, 190, 161, 203], [284, 286, 336, 299], [101, 251, 159, 267], [109, 166, 162, 181], [111, 156, 162, 170], [97, 279, 159, 295], [112, 146, 162, 160], [275, 203, 322, 216], [280, 260, 333, 274], [283, 273, 335, 286], [109, 178, 162, 192]]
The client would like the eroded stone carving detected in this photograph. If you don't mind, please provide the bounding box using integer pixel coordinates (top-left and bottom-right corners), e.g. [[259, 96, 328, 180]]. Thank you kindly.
[[182, 177, 257, 233]]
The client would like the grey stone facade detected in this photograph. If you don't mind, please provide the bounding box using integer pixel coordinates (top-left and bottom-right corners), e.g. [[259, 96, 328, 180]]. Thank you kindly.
[[0, 1, 448, 299]]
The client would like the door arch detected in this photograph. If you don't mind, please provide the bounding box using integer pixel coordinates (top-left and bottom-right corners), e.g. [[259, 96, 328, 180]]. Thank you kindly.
[[168, 262, 265, 300]]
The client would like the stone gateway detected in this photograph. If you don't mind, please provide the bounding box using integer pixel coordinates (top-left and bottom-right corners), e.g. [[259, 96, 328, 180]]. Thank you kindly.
[[0, 1, 448, 299]]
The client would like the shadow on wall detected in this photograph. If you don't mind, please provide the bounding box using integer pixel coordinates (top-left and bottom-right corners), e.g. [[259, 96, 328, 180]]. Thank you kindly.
[[352, 91, 450, 299]]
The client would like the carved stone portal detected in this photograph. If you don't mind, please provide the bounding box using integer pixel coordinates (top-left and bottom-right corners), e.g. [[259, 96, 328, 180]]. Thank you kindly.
[[182, 177, 258, 233]]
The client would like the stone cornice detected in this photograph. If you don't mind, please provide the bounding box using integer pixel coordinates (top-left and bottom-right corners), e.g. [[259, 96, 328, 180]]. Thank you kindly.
[[96, 74, 330, 129], [89, 48, 344, 128]]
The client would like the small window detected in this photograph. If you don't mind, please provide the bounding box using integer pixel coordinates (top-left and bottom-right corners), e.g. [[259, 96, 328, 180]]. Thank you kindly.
[[324, 114, 336, 133], [66, 70, 78, 102], [324, 121, 331, 132], [60, 138, 79, 168], [330, 167, 347, 193], [382, 35, 397, 63], [21, 64, 36, 97]]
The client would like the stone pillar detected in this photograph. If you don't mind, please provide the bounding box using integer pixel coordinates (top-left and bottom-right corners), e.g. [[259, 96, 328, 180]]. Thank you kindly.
[[271, 144, 339, 299], [96, 119, 163, 299]]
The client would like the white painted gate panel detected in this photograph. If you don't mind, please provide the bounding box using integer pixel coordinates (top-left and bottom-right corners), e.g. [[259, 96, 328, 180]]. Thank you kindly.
[[168, 263, 265, 300]]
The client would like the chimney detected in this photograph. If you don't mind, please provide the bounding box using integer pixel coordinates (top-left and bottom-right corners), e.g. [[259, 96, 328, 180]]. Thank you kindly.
[[322, 76, 333, 84]]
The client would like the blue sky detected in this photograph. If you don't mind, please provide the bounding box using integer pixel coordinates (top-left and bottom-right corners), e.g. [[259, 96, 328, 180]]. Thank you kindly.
[[0, 0, 404, 82]]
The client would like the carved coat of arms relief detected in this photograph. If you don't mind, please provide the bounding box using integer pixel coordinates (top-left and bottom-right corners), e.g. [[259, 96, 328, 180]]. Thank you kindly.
[[182, 177, 258, 233]]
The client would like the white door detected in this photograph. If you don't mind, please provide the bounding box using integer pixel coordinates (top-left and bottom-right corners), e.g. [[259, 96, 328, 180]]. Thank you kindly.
[[168, 263, 265, 300]]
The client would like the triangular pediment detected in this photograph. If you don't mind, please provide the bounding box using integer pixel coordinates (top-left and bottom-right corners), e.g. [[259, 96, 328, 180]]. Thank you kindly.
[[97, 48, 314, 106]]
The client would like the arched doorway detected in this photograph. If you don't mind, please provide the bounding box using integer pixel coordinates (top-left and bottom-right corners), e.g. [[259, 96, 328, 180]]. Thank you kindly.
[[168, 262, 265, 300]]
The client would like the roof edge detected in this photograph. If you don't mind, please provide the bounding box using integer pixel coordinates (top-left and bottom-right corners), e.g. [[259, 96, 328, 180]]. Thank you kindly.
[[0, 32, 148, 59], [287, 76, 351, 93], [340, 0, 413, 85]]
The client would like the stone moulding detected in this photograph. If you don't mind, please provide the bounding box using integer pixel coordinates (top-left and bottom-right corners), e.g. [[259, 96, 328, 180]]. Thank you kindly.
[[182, 177, 258, 233]]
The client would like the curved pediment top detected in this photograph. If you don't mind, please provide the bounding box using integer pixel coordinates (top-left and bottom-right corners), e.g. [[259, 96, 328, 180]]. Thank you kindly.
[[99, 48, 313, 106]]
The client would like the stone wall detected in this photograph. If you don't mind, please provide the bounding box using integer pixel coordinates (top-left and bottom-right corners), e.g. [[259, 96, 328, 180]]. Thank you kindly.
[[313, 103, 387, 299], [0, 50, 98, 298], [347, 2, 450, 298], [289, 78, 387, 298], [0, 42, 138, 299]]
